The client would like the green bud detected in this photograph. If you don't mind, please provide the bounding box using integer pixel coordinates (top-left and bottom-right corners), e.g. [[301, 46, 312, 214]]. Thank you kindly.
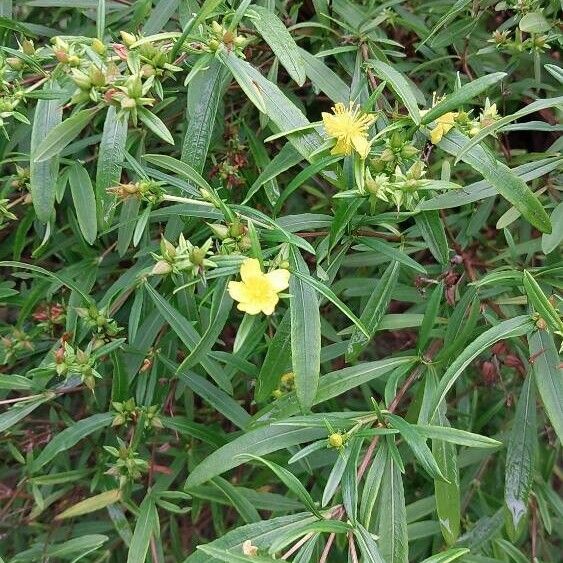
[[120, 31, 137, 47], [22, 40, 35, 56], [91, 38, 106, 55]]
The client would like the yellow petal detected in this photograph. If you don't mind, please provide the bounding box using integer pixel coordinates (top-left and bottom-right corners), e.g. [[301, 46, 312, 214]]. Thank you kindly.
[[240, 258, 262, 283], [260, 293, 279, 315], [351, 134, 371, 159], [227, 281, 250, 304], [265, 269, 290, 292], [237, 301, 263, 315], [330, 137, 351, 156], [430, 125, 444, 145]]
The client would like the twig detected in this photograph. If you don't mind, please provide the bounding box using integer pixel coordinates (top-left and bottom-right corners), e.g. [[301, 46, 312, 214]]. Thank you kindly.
[[319, 532, 336, 563]]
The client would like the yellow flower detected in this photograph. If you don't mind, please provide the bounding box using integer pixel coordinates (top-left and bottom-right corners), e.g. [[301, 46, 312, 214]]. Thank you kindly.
[[428, 112, 458, 144], [322, 102, 375, 159], [228, 258, 290, 316]]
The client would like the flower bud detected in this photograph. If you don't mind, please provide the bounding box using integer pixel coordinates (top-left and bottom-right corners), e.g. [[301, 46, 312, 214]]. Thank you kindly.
[[211, 21, 223, 36], [91, 38, 106, 55], [328, 433, 344, 448], [22, 40, 35, 56], [151, 260, 172, 275], [120, 31, 137, 47], [67, 55, 81, 67], [6, 57, 23, 70], [207, 223, 229, 240]]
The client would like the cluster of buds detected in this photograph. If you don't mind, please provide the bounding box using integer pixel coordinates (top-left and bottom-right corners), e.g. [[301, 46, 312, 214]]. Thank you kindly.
[[110, 72, 155, 122], [120, 31, 182, 79], [75, 305, 121, 344], [489, 30, 551, 54], [204, 21, 250, 56], [151, 234, 216, 277], [53, 342, 101, 389], [365, 161, 427, 210], [104, 439, 148, 488], [370, 131, 419, 174], [457, 99, 501, 137], [327, 431, 347, 450], [0, 329, 33, 365], [112, 398, 163, 430], [272, 372, 295, 399], [51, 37, 82, 67], [10, 165, 29, 190], [207, 220, 252, 254], [70, 64, 109, 104], [107, 180, 163, 205], [32, 303, 65, 332]]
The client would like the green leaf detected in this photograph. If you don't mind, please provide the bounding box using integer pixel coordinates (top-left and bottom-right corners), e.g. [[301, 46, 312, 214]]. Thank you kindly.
[[385, 413, 447, 481], [185, 424, 326, 488], [367, 60, 421, 124], [68, 163, 97, 244], [420, 548, 470, 563], [528, 329, 563, 443], [269, 520, 351, 553], [34, 108, 98, 162], [145, 283, 232, 393], [210, 477, 261, 524], [0, 394, 52, 434], [96, 106, 128, 227], [431, 315, 534, 417], [32, 412, 113, 472], [127, 494, 159, 563], [437, 130, 552, 233], [182, 57, 228, 170], [415, 211, 449, 265], [417, 282, 443, 354], [197, 546, 278, 563], [519, 11, 550, 33], [359, 444, 387, 529], [523, 270, 563, 335], [357, 237, 427, 274], [354, 523, 385, 563], [29, 84, 62, 222], [542, 202, 563, 255], [347, 261, 400, 361], [297, 47, 350, 102], [238, 454, 321, 518], [504, 374, 536, 540], [255, 312, 291, 402], [421, 72, 506, 124], [289, 246, 321, 412], [55, 489, 121, 520], [417, 425, 501, 449], [137, 106, 174, 144], [252, 6, 306, 86], [377, 445, 408, 563], [11, 535, 108, 562], [219, 50, 323, 159]]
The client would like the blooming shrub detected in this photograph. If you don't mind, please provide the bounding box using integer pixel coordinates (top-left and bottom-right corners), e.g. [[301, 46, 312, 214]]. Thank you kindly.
[[0, 0, 561, 561]]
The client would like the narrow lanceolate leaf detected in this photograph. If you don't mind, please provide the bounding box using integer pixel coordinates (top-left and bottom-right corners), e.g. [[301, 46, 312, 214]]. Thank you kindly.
[[420, 548, 470, 563], [239, 455, 321, 518], [33, 107, 97, 162], [415, 210, 449, 265], [182, 57, 227, 170], [32, 412, 113, 472], [432, 395, 460, 545], [255, 312, 291, 402], [431, 315, 534, 417], [127, 495, 159, 563], [55, 489, 121, 520], [96, 106, 128, 227], [523, 270, 563, 335], [0, 394, 53, 434], [289, 246, 321, 412], [438, 130, 552, 233], [347, 261, 400, 361], [185, 424, 326, 488], [210, 477, 260, 524], [385, 413, 446, 481], [542, 202, 563, 255], [252, 6, 305, 86], [378, 446, 408, 563], [367, 60, 421, 124], [68, 163, 97, 244], [219, 50, 323, 159], [354, 523, 385, 563], [421, 72, 506, 124], [297, 47, 350, 102], [137, 106, 174, 144], [30, 85, 62, 222], [504, 375, 536, 541], [528, 329, 563, 443]]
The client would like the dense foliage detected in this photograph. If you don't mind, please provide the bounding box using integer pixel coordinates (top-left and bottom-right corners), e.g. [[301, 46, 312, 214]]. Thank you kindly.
[[0, 0, 562, 561]]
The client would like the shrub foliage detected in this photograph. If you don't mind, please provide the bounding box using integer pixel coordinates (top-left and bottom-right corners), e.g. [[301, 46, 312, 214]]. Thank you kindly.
[[0, 0, 562, 561]]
